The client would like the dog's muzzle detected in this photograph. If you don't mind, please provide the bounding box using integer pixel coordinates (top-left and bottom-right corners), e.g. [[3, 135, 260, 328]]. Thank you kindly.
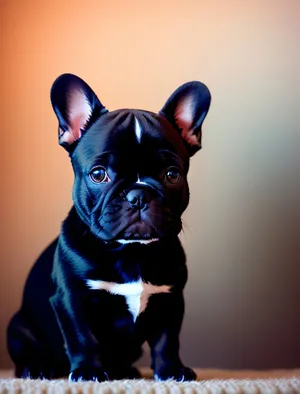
[[125, 188, 151, 211]]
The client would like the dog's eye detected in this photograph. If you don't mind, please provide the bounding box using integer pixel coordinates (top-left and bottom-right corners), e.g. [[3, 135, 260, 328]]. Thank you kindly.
[[89, 167, 110, 183], [165, 167, 181, 184]]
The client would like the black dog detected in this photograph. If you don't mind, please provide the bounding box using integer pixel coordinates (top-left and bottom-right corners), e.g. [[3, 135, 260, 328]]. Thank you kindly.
[[7, 74, 211, 382]]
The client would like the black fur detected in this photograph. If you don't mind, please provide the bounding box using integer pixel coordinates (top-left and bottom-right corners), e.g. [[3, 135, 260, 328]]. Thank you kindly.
[[7, 74, 211, 382]]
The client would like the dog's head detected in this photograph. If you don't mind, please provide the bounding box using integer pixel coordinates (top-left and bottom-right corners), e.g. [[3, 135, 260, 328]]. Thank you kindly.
[[50, 74, 211, 244]]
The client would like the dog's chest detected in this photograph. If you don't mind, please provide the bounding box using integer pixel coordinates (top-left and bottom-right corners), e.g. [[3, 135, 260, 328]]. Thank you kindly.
[[86, 278, 171, 322]]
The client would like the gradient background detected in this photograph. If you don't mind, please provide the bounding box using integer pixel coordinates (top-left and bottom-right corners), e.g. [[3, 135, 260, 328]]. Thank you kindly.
[[1, 0, 299, 370]]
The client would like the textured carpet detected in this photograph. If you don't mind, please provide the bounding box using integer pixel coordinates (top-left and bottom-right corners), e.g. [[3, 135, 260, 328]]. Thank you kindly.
[[1, 369, 300, 393]]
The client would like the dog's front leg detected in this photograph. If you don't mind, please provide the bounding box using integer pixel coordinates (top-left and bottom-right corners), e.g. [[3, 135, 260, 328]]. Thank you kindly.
[[147, 292, 197, 382], [50, 291, 108, 382]]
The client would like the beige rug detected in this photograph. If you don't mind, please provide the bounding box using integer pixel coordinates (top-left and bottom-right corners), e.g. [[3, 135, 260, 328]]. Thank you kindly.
[[1, 368, 300, 393]]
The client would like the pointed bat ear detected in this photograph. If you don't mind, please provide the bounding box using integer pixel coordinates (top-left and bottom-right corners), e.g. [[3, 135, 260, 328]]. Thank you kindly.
[[159, 81, 211, 156], [50, 73, 108, 152]]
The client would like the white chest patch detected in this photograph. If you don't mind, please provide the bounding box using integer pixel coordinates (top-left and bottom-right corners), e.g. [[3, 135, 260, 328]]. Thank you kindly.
[[86, 278, 171, 322]]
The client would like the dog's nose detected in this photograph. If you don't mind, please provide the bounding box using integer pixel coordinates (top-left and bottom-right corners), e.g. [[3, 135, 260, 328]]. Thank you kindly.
[[125, 189, 151, 210]]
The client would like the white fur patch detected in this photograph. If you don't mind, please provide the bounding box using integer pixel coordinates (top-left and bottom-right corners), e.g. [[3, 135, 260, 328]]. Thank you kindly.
[[136, 174, 149, 186], [136, 179, 149, 186], [175, 96, 200, 147], [135, 117, 142, 143], [117, 239, 159, 245], [86, 278, 171, 322]]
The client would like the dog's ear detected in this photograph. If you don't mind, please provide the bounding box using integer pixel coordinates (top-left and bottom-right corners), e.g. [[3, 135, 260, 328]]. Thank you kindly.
[[50, 73, 108, 152], [159, 81, 211, 156]]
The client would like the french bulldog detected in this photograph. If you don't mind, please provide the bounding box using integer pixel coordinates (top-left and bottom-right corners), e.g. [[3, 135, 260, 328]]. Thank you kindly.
[[7, 74, 211, 382]]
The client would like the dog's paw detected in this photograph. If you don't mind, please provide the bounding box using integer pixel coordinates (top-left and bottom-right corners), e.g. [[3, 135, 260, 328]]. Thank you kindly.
[[69, 366, 109, 382], [154, 366, 197, 382], [16, 365, 53, 380]]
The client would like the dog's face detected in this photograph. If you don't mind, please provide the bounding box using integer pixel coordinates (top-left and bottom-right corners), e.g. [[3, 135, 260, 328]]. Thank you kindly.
[[51, 74, 210, 243]]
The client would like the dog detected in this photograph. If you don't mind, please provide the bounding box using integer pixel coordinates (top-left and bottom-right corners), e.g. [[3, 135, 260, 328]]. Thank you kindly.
[[7, 74, 211, 382]]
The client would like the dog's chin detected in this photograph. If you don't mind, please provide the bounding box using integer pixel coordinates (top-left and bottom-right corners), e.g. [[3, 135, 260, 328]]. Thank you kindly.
[[95, 221, 181, 245], [93, 209, 183, 244], [116, 238, 160, 245], [114, 224, 181, 245], [115, 221, 160, 245]]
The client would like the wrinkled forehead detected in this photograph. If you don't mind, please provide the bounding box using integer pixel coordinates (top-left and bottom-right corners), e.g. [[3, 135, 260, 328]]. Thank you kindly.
[[72, 109, 189, 164]]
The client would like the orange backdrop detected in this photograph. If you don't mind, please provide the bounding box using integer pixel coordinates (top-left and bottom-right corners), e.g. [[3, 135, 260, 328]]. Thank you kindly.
[[0, 0, 299, 369]]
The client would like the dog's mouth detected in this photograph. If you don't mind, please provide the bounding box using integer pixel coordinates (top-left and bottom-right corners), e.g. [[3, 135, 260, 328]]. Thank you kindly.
[[116, 221, 160, 244], [117, 238, 159, 245], [95, 195, 182, 244]]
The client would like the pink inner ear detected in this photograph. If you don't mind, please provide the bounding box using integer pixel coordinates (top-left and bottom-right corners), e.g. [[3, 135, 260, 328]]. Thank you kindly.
[[174, 96, 200, 147], [59, 89, 92, 145]]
